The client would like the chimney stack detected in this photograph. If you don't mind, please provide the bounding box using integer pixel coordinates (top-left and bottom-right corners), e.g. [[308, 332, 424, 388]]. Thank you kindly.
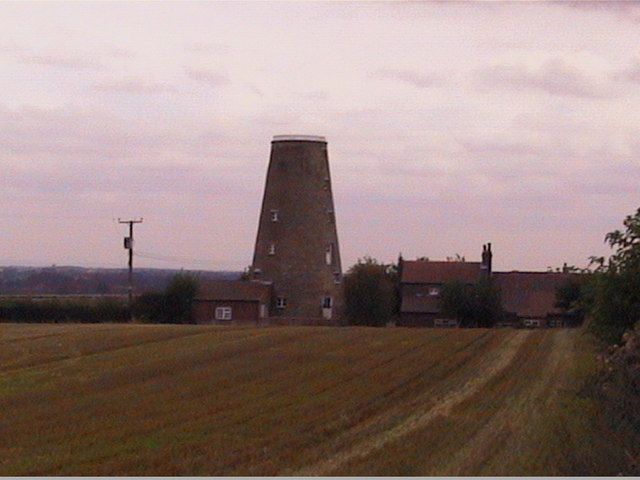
[[481, 242, 493, 276]]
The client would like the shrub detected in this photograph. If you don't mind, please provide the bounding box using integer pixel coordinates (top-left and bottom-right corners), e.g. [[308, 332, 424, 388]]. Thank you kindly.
[[555, 277, 589, 327], [132, 274, 199, 324], [164, 273, 199, 324], [593, 322, 640, 474], [440, 278, 502, 327], [0, 299, 129, 323], [588, 207, 640, 343], [344, 257, 396, 326]]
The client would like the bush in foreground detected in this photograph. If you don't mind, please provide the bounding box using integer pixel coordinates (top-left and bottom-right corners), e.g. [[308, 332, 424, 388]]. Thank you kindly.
[[588, 207, 640, 344]]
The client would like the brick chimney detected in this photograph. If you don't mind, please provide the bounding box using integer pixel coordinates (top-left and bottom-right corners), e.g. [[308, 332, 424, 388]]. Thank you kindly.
[[481, 242, 493, 276]]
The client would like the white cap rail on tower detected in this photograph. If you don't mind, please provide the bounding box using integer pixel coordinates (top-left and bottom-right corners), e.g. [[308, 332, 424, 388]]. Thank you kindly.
[[272, 135, 327, 142]]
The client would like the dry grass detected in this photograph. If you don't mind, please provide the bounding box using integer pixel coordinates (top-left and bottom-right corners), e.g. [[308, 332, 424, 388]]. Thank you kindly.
[[0, 323, 624, 475]]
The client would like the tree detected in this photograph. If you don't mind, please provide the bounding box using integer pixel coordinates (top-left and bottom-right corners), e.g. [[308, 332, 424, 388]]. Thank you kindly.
[[440, 278, 502, 328], [555, 278, 587, 323], [344, 257, 396, 326], [588, 207, 640, 343], [134, 273, 199, 324], [164, 273, 199, 324]]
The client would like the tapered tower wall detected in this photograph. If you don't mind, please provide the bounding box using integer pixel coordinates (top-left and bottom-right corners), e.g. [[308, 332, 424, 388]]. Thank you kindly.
[[251, 135, 343, 322]]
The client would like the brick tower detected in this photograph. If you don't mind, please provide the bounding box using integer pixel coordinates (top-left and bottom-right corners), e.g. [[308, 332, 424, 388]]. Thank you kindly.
[[250, 135, 343, 322]]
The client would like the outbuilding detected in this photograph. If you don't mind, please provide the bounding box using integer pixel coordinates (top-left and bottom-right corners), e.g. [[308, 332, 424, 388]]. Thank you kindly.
[[193, 281, 272, 325], [494, 272, 579, 328]]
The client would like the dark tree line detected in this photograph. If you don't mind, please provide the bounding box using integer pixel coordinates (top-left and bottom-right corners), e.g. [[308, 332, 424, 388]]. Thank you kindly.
[[0, 274, 199, 324]]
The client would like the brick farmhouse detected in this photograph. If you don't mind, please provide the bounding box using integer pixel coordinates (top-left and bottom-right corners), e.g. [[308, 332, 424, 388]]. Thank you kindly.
[[399, 244, 581, 328]]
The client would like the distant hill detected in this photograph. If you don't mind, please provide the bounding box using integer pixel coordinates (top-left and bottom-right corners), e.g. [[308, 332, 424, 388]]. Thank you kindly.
[[0, 266, 242, 295]]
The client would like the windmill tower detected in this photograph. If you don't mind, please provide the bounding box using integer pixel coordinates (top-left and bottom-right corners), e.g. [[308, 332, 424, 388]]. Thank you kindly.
[[250, 135, 343, 322]]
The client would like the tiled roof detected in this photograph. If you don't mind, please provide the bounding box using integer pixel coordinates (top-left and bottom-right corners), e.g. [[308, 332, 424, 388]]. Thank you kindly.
[[494, 272, 575, 318], [401, 260, 483, 284], [196, 280, 272, 302]]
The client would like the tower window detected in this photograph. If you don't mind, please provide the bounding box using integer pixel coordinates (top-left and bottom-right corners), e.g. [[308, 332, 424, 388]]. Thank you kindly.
[[325, 243, 334, 266], [276, 297, 287, 309], [268, 243, 276, 255], [270, 210, 279, 222], [322, 296, 333, 309], [333, 272, 341, 284]]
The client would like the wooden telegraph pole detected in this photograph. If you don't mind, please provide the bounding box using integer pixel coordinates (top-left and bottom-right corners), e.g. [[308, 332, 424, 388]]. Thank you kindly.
[[118, 218, 143, 319]]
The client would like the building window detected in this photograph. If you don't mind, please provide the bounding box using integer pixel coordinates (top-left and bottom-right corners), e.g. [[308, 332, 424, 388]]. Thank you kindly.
[[333, 272, 341, 284], [260, 304, 268, 318], [215, 306, 232, 321], [325, 243, 334, 266], [428, 287, 440, 296], [322, 296, 333, 309], [276, 297, 287, 309], [270, 210, 279, 222], [268, 243, 276, 255]]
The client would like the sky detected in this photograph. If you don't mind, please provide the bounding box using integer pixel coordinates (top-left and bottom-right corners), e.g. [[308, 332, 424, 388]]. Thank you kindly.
[[1, 1, 639, 272]]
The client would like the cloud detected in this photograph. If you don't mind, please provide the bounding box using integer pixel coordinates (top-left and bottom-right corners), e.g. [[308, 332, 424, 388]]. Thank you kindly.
[[461, 140, 543, 158], [0, 105, 181, 160], [184, 67, 228, 86], [94, 78, 177, 94], [184, 42, 231, 55], [474, 59, 610, 99], [2, 162, 247, 197], [563, 1, 640, 23], [613, 59, 640, 84], [373, 68, 441, 89], [17, 53, 104, 70], [105, 46, 134, 58]]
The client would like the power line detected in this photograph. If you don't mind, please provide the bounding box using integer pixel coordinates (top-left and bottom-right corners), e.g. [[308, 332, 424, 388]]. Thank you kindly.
[[133, 250, 247, 269]]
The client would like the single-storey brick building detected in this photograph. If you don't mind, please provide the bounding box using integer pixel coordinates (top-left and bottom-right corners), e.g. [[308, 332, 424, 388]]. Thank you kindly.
[[494, 271, 579, 328], [193, 281, 272, 325]]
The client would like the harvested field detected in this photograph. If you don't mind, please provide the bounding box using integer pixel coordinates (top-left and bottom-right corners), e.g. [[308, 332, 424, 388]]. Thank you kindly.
[[0, 324, 626, 475]]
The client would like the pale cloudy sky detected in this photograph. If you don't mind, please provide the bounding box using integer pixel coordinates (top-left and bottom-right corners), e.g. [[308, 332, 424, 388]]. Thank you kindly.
[[1, 1, 639, 272]]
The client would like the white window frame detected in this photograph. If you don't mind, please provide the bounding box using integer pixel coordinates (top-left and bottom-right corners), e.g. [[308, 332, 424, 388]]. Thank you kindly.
[[428, 286, 440, 297], [333, 272, 341, 284], [215, 306, 232, 321], [276, 297, 287, 309], [325, 243, 333, 266], [268, 242, 276, 255], [270, 210, 279, 222]]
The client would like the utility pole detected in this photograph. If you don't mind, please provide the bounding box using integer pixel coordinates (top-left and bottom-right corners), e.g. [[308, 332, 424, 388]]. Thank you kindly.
[[118, 218, 143, 319]]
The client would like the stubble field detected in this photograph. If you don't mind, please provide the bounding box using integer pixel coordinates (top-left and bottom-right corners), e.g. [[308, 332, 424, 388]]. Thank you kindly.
[[0, 323, 626, 475]]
